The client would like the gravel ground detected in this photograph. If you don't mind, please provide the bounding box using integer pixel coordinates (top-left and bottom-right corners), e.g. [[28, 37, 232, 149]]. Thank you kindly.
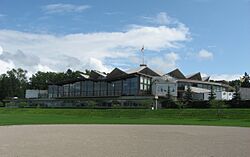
[[0, 125, 249, 157]]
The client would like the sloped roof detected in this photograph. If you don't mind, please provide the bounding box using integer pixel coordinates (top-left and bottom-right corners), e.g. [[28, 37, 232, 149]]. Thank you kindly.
[[186, 72, 202, 81], [126, 66, 161, 77], [167, 69, 186, 79], [106, 68, 127, 79], [89, 70, 107, 79], [80, 73, 90, 79], [202, 76, 210, 81]]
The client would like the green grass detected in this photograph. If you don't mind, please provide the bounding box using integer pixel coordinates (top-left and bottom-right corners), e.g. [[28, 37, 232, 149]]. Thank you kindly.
[[0, 108, 250, 127]]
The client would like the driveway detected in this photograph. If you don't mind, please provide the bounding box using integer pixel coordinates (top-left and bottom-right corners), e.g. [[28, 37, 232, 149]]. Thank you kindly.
[[0, 125, 249, 157]]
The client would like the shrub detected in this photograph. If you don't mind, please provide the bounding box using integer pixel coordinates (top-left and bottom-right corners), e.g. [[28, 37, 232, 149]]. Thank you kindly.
[[0, 101, 4, 107], [161, 99, 178, 108], [19, 102, 28, 108]]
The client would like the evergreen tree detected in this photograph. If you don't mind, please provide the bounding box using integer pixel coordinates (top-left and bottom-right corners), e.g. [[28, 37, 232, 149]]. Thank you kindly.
[[166, 86, 172, 100], [232, 85, 241, 107], [184, 85, 193, 104], [208, 86, 216, 101], [241, 72, 250, 87]]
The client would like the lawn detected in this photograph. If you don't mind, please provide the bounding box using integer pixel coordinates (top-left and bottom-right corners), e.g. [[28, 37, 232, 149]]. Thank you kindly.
[[0, 108, 250, 127]]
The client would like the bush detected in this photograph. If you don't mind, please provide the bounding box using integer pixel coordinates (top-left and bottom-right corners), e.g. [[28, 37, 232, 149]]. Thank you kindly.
[[161, 99, 178, 108], [5, 102, 18, 108], [19, 102, 28, 108], [186, 101, 210, 108], [0, 101, 4, 107], [228, 100, 250, 108], [86, 100, 97, 108]]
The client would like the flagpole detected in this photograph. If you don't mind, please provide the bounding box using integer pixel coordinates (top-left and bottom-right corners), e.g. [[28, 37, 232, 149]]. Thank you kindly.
[[143, 49, 144, 65], [141, 45, 145, 66]]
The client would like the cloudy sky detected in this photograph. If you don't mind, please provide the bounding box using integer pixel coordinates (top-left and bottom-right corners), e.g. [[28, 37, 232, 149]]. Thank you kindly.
[[0, 0, 249, 80]]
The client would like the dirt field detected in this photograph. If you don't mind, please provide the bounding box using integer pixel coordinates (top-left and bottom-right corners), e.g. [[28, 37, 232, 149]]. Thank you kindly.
[[0, 125, 249, 157]]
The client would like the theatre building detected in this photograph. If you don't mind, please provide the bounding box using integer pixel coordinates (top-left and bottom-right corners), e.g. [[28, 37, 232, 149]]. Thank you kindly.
[[48, 65, 160, 99]]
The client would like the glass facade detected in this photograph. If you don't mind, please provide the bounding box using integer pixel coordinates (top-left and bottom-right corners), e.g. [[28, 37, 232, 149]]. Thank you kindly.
[[139, 76, 151, 95], [178, 81, 226, 92], [48, 76, 140, 98]]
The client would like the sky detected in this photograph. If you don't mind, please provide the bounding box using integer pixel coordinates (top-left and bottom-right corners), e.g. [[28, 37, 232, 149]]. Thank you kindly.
[[0, 0, 249, 80]]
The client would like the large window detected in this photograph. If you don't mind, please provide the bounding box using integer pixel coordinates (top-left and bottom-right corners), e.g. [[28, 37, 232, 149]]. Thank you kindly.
[[139, 76, 151, 92], [74, 82, 81, 96], [63, 84, 70, 97], [107, 82, 114, 96], [114, 80, 122, 96], [86, 81, 94, 96]]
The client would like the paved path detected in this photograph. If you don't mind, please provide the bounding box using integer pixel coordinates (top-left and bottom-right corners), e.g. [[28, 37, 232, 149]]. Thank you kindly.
[[0, 125, 249, 157]]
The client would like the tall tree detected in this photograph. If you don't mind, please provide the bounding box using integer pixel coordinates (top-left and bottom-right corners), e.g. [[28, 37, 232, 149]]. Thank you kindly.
[[0, 68, 28, 99], [241, 72, 250, 87], [184, 85, 193, 104], [208, 86, 216, 101]]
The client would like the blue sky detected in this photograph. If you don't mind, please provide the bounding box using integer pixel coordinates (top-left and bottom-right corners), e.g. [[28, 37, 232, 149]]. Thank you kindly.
[[0, 0, 249, 80]]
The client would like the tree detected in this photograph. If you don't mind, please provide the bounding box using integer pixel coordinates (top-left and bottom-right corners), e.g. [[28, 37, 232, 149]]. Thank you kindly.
[[162, 86, 176, 108], [232, 85, 241, 107], [210, 100, 226, 120], [208, 86, 216, 101], [241, 72, 250, 87], [0, 68, 28, 100], [229, 79, 241, 87], [184, 85, 193, 106], [166, 86, 172, 100]]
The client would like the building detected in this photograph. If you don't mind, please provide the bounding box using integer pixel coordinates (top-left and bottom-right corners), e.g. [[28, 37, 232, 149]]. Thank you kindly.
[[46, 66, 233, 101], [48, 65, 160, 99], [164, 69, 234, 100], [25, 90, 48, 99], [239, 87, 250, 100]]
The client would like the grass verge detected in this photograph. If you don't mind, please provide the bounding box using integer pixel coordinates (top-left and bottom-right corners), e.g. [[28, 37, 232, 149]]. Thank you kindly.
[[0, 108, 249, 127]]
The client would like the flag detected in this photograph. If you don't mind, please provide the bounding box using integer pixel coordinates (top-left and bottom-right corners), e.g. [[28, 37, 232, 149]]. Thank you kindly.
[[141, 45, 144, 52]]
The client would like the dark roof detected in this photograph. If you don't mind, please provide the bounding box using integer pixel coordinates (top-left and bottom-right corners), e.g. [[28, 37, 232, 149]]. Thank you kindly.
[[186, 72, 202, 81], [89, 70, 106, 79], [167, 69, 186, 79], [106, 68, 127, 79], [127, 65, 161, 77]]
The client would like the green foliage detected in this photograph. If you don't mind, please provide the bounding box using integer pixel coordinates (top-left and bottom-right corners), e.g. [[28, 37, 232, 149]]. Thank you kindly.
[[28, 69, 84, 90], [208, 86, 216, 101], [0, 101, 4, 107], [0, 68, 28, 100], [184, 85, 193, 106], [86, 101, 97, 108], [175, 101, 185, 109], [232, 86, 241, 103], [137, 100, 153, 108], [209, 100, 227, 119], [241, 72, 250, 87], [19, 102, 28, 108], [5, 102, 18, 108]]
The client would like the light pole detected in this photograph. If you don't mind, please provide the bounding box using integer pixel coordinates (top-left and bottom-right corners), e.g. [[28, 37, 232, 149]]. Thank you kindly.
[[155, 95, 158, 110]]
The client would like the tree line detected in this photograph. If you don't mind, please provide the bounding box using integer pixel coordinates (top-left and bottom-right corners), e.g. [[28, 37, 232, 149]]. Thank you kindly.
[[0, 68, 90, 100], [0, 68, 250, 101]]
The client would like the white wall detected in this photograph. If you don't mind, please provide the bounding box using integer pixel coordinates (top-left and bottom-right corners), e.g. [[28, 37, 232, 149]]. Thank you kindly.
[[203, 91, 234, 101], [152, 83, 177, 97], [240, 88, 250, 100]]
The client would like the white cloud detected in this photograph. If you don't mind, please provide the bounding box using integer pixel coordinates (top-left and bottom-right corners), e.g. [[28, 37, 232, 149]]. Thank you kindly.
[[0, 45, 3, 55], [197, 49, 213, 60], [148, 52, 180, 72], [154, 12, 171, 25], [0, 60, 15, 74], [201, 73, 241, 81], [0, 24, 189, 74], [42, 3, 91, 14], [210, 74, 241, 81], [143, 12, 180, 26]]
